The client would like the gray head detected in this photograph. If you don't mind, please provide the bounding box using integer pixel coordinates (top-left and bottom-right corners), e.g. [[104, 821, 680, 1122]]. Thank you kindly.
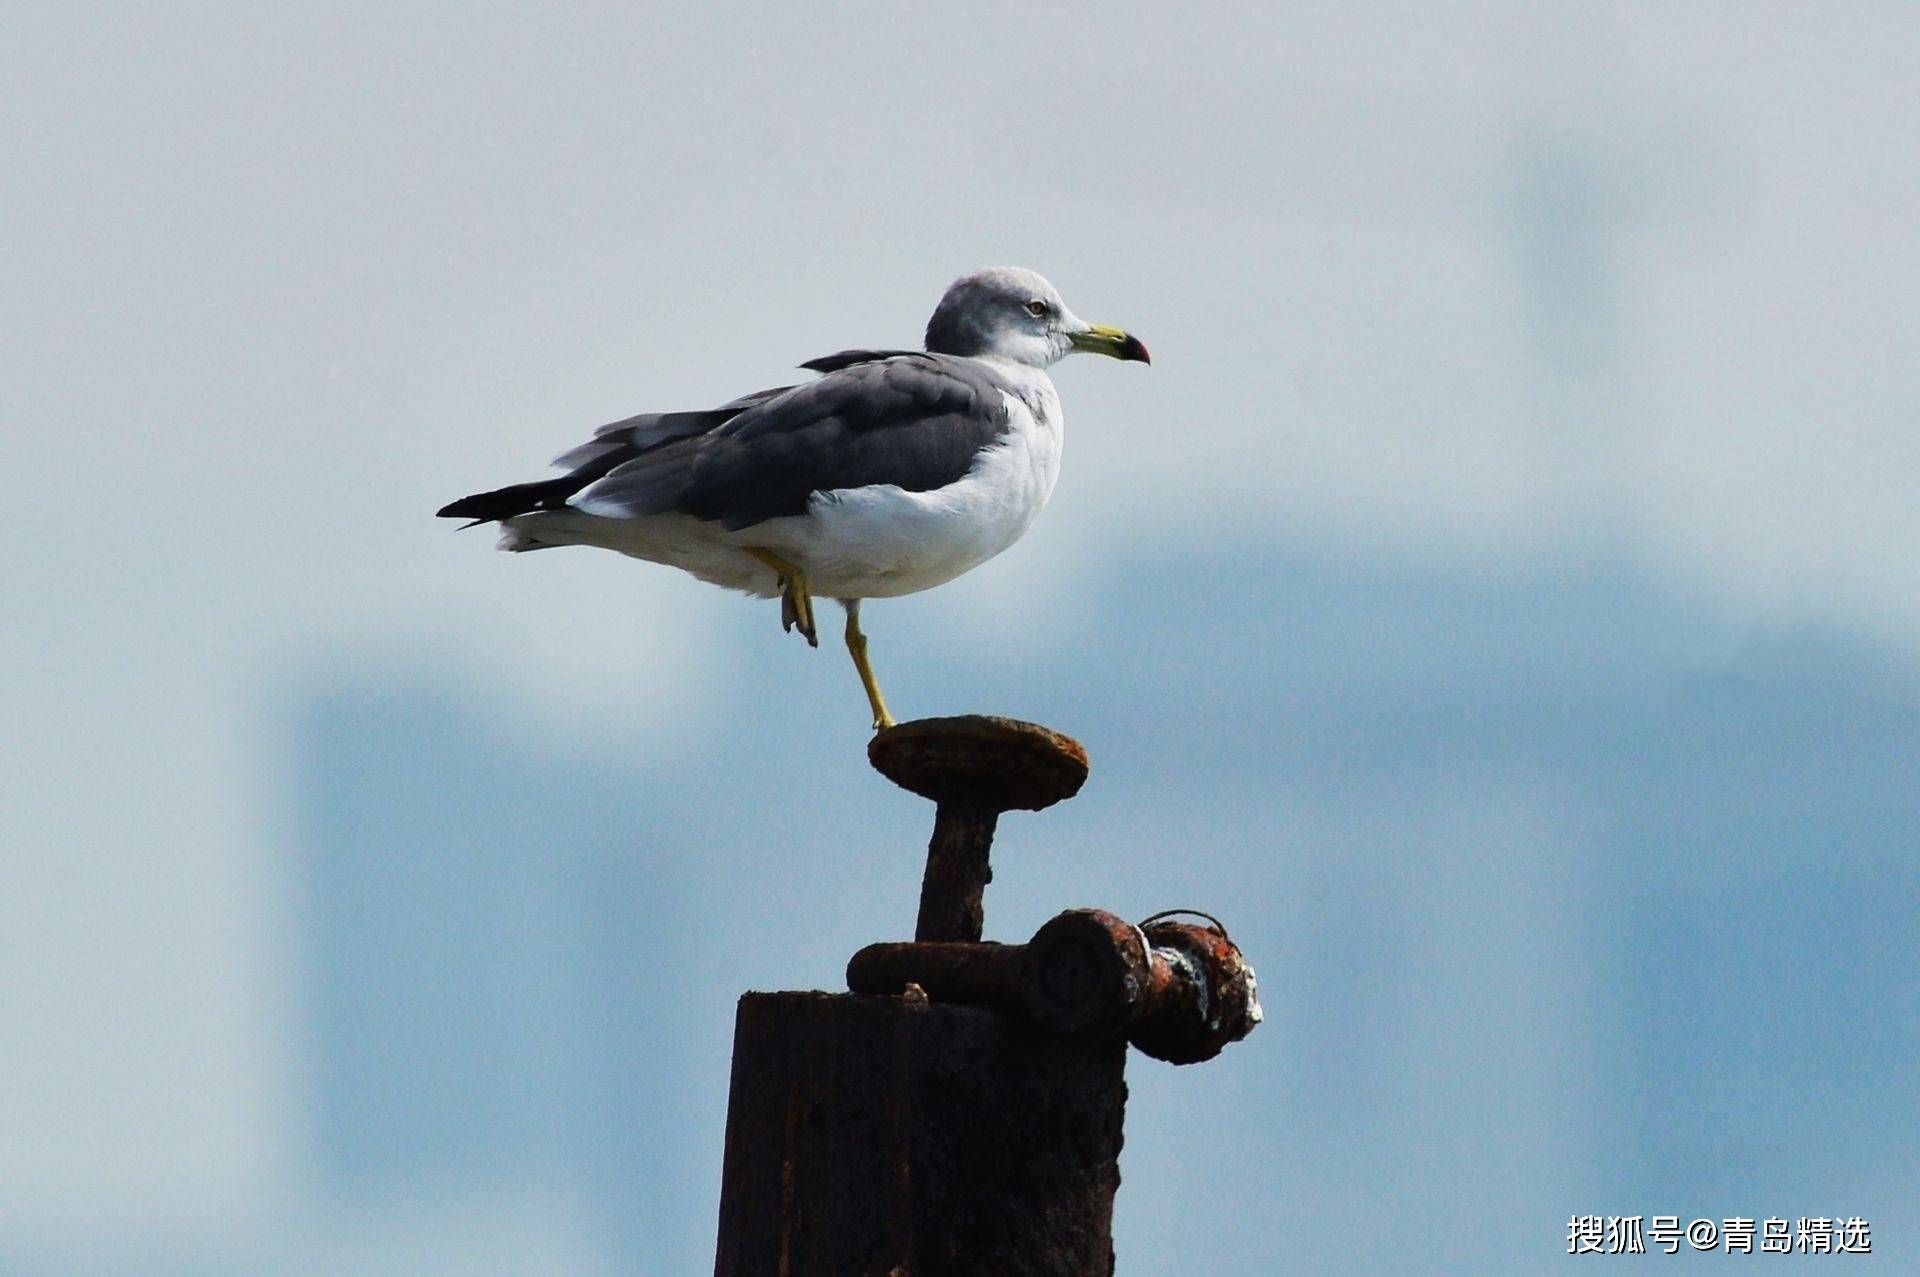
[[924, 267, 1150, 369]]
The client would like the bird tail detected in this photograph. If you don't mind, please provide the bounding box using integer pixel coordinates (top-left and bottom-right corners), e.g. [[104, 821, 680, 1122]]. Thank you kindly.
[[496, 520, 554, 552], [493, 510, 608, 553]]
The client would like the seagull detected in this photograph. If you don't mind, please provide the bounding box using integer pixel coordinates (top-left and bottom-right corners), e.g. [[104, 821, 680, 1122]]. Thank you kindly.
[[437, 267, 1148, 731]]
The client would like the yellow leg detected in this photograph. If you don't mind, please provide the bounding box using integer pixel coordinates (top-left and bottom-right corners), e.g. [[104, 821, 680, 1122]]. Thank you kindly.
[[745, 547, 817, 647], [844, 600, 895, 731]]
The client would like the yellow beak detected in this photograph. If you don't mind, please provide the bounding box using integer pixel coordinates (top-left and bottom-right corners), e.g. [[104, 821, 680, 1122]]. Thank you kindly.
[[1069, 323, 1151, 363]]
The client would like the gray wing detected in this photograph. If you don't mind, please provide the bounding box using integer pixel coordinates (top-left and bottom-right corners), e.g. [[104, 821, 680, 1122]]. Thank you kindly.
[[573, 353, 1015, 532], [549, 385, 792, 471], [435, 386, 793, 525]]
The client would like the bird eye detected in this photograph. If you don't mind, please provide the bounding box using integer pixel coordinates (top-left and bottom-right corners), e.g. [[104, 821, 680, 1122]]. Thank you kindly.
[[1025, 299, 1049, 317]]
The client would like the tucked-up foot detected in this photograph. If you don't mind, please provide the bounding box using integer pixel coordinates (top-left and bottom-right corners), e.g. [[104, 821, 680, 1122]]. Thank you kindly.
[[747, 547, 818, 647], [780, 575, 818, 647]]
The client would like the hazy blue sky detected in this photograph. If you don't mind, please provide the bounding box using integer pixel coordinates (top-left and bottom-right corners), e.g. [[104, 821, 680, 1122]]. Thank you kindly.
[[5, 4, 1916, 1273]]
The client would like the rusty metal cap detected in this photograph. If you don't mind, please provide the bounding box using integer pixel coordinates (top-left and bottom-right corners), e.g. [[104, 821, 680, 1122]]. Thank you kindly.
[[869, 715, 1089, 812], [1128, 915, 1264, 1065], [1019, 909, 1150, 1038]]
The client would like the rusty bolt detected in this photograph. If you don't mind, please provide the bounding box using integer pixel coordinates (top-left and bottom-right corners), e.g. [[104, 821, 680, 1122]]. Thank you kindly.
[[846, 908, 1262, 1065], [1019, 908, 1152, 1039]]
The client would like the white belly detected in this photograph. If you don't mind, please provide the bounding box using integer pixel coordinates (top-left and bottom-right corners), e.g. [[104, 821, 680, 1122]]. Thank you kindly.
[[754, 391, 1063, 598]]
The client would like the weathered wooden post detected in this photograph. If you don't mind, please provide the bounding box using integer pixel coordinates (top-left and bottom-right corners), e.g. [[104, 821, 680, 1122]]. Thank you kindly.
[[713, 717, 1260, 1275]]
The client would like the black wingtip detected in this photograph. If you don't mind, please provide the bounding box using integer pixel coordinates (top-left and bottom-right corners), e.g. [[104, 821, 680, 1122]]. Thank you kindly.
[[437, 475, 581, 525], [436, 495, 492, 522]]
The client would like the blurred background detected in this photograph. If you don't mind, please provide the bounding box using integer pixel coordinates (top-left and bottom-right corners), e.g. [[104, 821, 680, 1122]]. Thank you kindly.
[[5, 3, 1916, 1272]]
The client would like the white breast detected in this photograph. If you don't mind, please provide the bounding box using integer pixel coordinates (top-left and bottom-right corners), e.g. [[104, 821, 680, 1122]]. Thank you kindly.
[[752, 369, 1065, 599]]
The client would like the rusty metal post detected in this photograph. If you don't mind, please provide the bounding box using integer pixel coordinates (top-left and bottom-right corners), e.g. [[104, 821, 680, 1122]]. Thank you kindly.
[[712, 715, 1260, 1275], [714, 715, 1113, 1276], [713, 993, 1125, 1275], [914, 798, 998, 941]]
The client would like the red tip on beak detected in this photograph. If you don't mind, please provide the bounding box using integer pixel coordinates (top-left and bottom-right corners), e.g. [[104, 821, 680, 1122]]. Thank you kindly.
[[1118, 334, 1151, 364]]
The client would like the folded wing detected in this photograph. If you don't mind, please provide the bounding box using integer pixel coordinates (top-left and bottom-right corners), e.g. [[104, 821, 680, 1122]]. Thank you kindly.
[[434, 389, 792, 525], [438, 353, 1014, 534], [573, 353, 1013, 532]]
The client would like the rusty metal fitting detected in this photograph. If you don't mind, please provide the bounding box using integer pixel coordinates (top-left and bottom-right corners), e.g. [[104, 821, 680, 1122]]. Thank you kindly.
[[1128, 911, 1264, 1065], [1019, 908, 1152, 1039], [846, 907, 1261, 1064], [845, 939, 1025, 1007], [868, 715, 1089, 812], [867, 716, 1090, 944]]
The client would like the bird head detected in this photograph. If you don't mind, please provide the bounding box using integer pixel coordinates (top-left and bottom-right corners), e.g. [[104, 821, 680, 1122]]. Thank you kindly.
[[924, 267, 1150, 369]]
